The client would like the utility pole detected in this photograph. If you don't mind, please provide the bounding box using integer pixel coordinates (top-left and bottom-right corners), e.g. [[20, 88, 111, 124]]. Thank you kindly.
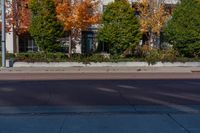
[[1, 0, 6, 67]]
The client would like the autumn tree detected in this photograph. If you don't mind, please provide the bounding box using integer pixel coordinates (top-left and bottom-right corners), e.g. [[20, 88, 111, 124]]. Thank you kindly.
[[136, 0, 170, 48], [56, 0, 100, 55], [3, 0, 31, 34], [11, 0, 31, 34], [29, 0, 64, 52], [98, 0, 141, 55], [0, 0, 31, 53]]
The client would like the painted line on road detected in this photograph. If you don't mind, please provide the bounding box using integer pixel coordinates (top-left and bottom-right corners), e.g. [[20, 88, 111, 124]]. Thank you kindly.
[[155, 92, 200, 102], [133, 96, 200, 113]]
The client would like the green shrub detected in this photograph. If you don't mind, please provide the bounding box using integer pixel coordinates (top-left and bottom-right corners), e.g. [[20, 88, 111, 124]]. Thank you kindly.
[[145, 49, 160, 65], [134, 45, 150, 58], [13, 52, 110, 63], [2, 51, 200, 66], [160, 49, 178, 62], [70, 54, 110, 64], [15, 52, 68, 62]]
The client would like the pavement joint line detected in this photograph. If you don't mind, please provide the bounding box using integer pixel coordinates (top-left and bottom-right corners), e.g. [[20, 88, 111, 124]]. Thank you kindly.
[[167, 114, 192, 133], [58, 115, 66, 133]]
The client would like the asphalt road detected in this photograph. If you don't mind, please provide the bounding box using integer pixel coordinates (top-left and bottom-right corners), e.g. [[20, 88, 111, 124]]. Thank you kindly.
[[0, 73, 199, 107], [0, 73, 200, 133]]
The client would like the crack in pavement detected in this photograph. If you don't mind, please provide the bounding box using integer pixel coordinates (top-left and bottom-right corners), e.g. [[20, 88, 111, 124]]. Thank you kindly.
[[58, 115, 66, 133], [167, 114, 191, 133]]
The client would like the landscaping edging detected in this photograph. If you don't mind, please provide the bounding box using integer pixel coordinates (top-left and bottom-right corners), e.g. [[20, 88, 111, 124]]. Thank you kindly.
[[7, 60, 200, 67]]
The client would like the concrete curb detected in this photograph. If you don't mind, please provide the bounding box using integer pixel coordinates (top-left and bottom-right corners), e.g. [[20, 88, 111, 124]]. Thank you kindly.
[[0, 66, 198, 73]]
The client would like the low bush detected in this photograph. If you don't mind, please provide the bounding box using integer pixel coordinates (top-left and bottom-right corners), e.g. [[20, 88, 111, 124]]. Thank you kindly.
[[1, 51, 200, 66], [134, 45, 150, 58], [136, 47, 179, 65], [13, 52, 111, 63], [145, 49, 160, 65], [15, 52, 68, 62], [160, 49, 178, 63]]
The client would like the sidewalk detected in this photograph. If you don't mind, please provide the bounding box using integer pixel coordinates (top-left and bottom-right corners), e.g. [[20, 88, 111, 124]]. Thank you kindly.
[[1, 66, 200, 73], [0, 106, 199, 133]]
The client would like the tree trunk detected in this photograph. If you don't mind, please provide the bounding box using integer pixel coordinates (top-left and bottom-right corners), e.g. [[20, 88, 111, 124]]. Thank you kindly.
[[148, 32, 154, 49], [156, 35, 161, 49], [68, 31, 72, 58]]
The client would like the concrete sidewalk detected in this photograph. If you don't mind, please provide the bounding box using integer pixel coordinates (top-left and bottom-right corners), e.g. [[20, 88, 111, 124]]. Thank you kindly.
[[1, 66, 200, 73], [0, 106, 199, 133]]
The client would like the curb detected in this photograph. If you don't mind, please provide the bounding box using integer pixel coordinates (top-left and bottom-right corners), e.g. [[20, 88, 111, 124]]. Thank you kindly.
[[0, 67, 194, 73]]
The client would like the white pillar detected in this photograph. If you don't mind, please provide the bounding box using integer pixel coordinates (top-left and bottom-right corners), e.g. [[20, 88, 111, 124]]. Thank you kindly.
[[6, 28, 15, 53]]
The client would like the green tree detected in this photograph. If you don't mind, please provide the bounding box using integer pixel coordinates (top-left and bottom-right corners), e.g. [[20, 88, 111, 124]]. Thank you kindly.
[[98, 0, 141, 55], [29, 0, 63, 52], [163, 0, 200, 57]]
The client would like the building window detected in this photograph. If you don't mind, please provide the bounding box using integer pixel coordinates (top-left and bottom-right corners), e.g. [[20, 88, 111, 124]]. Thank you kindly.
[[103, 5, 107, 12], [81, 31, 96, 54], [19, 33, 38, 52]]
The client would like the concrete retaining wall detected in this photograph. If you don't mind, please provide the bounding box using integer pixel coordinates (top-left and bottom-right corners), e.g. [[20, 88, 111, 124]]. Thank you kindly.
[[8, 61, 200, 67]]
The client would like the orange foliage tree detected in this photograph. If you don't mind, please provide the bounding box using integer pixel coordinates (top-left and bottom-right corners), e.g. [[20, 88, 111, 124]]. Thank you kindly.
[[56, 0, 100, 55], [3, 0, 31, 34], [136, 0, 170, 48]]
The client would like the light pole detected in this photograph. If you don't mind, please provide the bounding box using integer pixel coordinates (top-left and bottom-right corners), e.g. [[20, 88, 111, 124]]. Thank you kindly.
[[1, 0, 6, 67]]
